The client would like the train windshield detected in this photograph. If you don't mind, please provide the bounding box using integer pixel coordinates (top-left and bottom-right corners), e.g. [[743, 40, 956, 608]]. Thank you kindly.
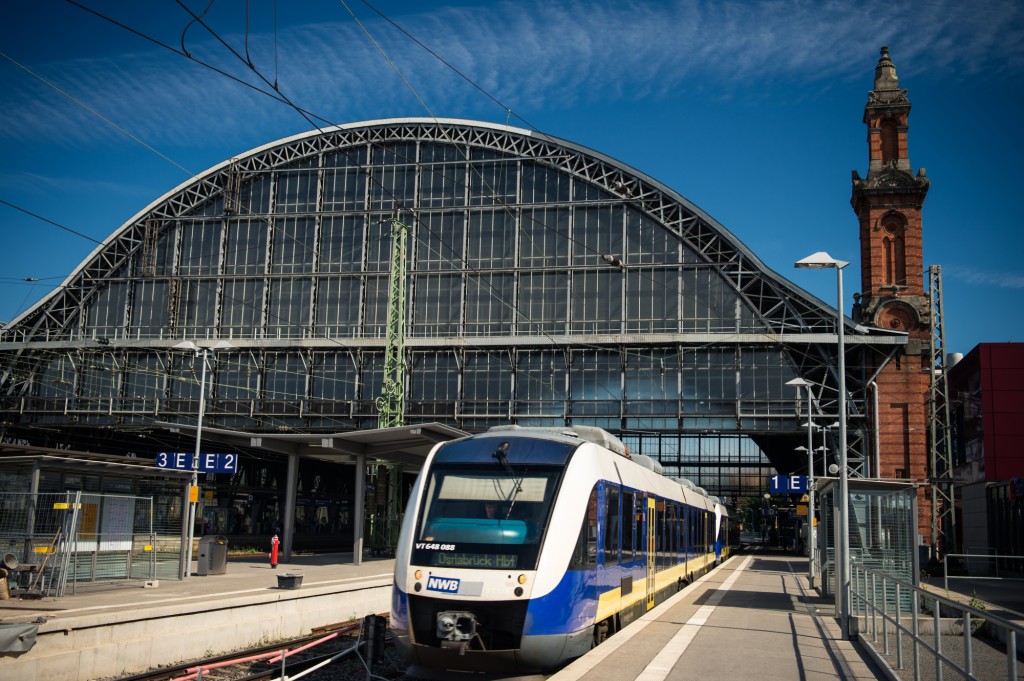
[[413, 464, 563, 570]]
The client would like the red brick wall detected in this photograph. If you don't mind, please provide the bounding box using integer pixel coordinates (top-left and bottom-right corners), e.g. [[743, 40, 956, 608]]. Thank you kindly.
[[873, 353, 932, 538], [858, 201, 925, 299]]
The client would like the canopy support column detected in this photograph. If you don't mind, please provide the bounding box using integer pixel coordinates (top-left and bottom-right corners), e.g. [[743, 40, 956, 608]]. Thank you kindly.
[[353, 454, 366, 566], [283, 453, 299, 561]]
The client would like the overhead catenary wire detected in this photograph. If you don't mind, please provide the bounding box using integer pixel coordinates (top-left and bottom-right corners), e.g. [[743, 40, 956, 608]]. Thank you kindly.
[[7, 3, 604, 397], [55, 0, 719, 343], [62, 0, 335, 127], [0, 197, 104, 245]]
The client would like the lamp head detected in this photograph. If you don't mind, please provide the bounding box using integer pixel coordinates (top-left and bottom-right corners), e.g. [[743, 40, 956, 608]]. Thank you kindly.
[[174, 340, 236, 353], [795, 251, 849, 270]]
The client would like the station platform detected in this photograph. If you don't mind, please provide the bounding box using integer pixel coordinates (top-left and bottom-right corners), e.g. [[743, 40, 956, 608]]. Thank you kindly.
[[0, 553, 394, 681], [550, 548, 883, 681], [2, 547, 942, 681]]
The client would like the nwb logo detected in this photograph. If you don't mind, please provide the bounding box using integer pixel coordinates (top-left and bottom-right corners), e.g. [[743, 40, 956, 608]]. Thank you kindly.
[[426, 576, 460, 593]]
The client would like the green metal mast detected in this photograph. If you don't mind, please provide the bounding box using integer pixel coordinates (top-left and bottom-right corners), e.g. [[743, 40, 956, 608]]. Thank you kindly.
[[371, 216, 407, 555], [377, 217, 408, 429]]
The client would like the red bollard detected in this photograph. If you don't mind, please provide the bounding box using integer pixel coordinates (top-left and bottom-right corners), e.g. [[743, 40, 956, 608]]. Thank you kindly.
[[270, 534, 279, 569]]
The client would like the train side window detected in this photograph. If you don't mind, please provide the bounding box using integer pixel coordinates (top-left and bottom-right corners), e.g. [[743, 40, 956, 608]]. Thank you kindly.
[[656, 499, 665, 569], [622, 490, 635, 561], [670, 503, 676, 558], [636, 494, 644, 560], [680, 505, 688, 556], [603, 484, 620, 567], [570, 486, 599, 570]]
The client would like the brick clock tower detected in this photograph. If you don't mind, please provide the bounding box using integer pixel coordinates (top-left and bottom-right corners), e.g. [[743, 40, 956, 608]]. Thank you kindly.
[[851, 47, 932, 539]]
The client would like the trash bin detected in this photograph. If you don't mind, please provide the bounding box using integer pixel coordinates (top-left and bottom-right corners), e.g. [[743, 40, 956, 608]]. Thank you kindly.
[[277, 573, 303, 589], [196, 535, 228, 575]]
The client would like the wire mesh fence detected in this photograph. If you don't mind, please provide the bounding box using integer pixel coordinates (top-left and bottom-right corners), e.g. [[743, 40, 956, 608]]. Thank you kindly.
[[0, 490, 183, 595]]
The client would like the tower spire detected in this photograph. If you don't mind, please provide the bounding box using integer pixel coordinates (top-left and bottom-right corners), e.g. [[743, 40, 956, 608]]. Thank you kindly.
[[873, 45, 901, 96], [852, 45, 929, 321], [861, 45, 915, 174]]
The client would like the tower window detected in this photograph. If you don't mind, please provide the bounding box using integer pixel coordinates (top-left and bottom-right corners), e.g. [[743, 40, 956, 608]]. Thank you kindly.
[[881, 119, 899, 165], [882, 216, 906, 286]]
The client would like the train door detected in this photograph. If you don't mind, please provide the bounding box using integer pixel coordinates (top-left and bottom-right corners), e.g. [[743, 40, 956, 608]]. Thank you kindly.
[[646, 496, 656, 609]]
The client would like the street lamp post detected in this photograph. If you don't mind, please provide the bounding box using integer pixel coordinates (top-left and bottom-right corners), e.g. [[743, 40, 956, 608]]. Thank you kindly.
[[808, 420, 840, 577], [796, 251, 851, 639], [786, 377, 816, 580], [174, 340, 235, 579]]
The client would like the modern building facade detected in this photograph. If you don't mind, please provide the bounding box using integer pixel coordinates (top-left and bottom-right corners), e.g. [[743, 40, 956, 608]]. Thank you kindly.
[[949, 343, 1024, 562]]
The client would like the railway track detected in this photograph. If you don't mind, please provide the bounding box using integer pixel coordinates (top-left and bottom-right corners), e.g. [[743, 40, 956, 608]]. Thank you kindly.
[[111, 613, 410, 681]]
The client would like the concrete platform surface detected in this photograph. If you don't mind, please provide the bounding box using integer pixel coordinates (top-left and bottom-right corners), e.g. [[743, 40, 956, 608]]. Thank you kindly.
[[0, 553, 395, 681], [551, 550, 884, 681], [0, 552, 394, 624]]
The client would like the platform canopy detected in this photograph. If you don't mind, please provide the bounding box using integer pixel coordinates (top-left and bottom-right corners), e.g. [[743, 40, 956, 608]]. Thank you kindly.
[[156, 421, 468, 564], [157, 421, 467, 469]]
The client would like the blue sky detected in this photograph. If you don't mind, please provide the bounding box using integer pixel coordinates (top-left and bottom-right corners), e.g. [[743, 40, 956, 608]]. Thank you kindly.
[[1, 0, 1022, 355]]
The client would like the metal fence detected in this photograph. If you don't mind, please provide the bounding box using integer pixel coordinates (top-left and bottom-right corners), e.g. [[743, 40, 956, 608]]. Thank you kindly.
[[0, 491, 183, 595], [852, 562, 1024, 681], [944, 553, 1024, 589]]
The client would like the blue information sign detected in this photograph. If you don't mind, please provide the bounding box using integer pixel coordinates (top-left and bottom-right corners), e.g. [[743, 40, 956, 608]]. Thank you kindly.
[[769, 474, 807, 494], [155, 452, 239, 474]]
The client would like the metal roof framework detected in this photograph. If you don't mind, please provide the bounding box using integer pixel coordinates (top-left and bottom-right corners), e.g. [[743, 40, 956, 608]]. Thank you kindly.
[[0, 118, 908, 505]]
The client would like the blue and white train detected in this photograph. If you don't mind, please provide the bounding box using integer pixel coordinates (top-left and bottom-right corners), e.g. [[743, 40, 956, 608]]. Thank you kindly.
[[390, 425, 732, 676]]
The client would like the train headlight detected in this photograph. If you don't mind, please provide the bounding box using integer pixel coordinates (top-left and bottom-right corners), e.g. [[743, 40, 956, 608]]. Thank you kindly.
[[414, 569, 423, 580], [436, 611, 476, 641], [517, 574, 527, 585]]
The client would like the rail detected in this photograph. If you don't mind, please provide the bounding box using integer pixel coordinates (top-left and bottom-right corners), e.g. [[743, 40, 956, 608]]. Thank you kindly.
[[944, 553, 1024, 592], [851, 562, 1024, 680]]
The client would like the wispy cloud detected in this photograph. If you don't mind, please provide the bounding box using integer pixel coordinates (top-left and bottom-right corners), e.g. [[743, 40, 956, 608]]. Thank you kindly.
[[946, 265, 1024, 289], [1, 0, 1021, 148]]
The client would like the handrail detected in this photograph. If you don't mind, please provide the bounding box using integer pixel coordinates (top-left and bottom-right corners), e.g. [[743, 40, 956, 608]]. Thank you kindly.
[[944, 553, 1024, 592], [851, 562, 1024, 681]]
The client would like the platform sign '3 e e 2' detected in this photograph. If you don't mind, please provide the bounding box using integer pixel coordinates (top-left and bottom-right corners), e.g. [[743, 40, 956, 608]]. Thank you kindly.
[[155, 452, 238, 474]]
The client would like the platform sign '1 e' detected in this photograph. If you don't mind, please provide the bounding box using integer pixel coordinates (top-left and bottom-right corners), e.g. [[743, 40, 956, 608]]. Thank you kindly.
[[769, 474, 807, 494]]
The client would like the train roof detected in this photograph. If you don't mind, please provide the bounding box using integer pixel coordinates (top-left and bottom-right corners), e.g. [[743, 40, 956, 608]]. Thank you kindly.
[[485, 425, 629, 458], [481, 425, 723, 511]]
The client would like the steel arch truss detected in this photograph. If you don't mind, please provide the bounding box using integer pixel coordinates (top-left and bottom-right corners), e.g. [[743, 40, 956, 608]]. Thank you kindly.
[[5, 119, 844, 344], [0, 119, 903, 487]]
